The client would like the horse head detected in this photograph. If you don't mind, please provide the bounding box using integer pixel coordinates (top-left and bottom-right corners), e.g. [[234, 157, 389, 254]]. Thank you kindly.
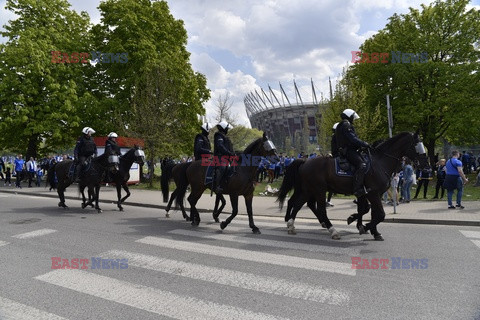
[[133, 145, 145, 166], [261, 132, 278, 159]]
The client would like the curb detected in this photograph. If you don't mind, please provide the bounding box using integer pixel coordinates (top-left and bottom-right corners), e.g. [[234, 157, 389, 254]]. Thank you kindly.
[[1, 189, 479, 227]]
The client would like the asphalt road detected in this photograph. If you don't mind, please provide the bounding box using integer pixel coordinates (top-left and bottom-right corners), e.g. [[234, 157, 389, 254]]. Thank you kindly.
[[0, 193, 479, 320]]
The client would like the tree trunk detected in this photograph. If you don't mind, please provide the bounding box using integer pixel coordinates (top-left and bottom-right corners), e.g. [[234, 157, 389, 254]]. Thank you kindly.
[[25, 135, 38, 160], [426, 138, 436, 168]]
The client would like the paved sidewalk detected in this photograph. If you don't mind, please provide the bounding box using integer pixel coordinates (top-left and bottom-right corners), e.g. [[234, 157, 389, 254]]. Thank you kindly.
[[1, 182, 479, 226]]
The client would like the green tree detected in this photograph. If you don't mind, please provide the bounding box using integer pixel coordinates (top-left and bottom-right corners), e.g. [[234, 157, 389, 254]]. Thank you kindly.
[[348, 0, 480, 164], [91, 0, 210, 152], [224, 126, 263, 152], [0, 0, 92, 158]]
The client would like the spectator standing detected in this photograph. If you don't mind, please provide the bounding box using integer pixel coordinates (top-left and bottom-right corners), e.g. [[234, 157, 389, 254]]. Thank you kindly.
[[14, 154, 25, 188], [413, 165, 433, 199], [462, 151, 471, 174], [36, 168, 43, 187], [26, 157, 37, 187], [401, 158, 414, 203], [4, 167, 12, 186], [444, 150, 468, 209], [432, 159, 446, 199]]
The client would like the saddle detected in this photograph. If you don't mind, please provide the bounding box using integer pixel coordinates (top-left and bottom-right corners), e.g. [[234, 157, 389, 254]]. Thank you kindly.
[[334, 153, 371, 177], [205, 163, 235, 186], [68, 157, 93, 179]]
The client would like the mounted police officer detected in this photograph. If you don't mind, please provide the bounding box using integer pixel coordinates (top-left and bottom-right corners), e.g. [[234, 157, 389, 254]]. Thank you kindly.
[[104, 132, 121, 183], [194, 123, 212, 161], [73, 127, 97, 182], [214, 121, 234, 193], [335, 109, 371, 198]]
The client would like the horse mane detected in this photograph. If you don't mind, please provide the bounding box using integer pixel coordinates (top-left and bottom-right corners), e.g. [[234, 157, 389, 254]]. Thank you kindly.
[[374, 132, 412, 152], [243, 138, 263, 154]]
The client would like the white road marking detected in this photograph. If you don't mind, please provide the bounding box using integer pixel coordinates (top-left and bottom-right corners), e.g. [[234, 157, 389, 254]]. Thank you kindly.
[[136, 236, 355, 276], [0, 296, 68, 320], [35, 270, 290, 320], [168, 229, 360, 256], [471, 240, 480, 249], [12, 229, 57, 239], [198, 223, 365, 243], [459, 230, 480, 239], [103, 249, 349, 305], [0, 241, 9, 247]]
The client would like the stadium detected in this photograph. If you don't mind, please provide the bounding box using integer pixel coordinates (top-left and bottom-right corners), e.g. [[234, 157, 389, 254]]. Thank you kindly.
[[244, 79, 329, 152]]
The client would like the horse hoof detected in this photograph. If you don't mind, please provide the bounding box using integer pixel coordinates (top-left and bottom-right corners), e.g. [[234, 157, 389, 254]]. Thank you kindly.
[[185, 217, 191, 222], [81, 203, 87, 209], [358, 225, 369, 235], [191, 220, 200, 226], [220, 221, 227, 230], [97, 209, 102, 213], [374, 234, 384, 241], [252, 228, 261, 234], [165, 212, 170, 218], [332, 234, 341, 240], [287, 229, 297, 235], [321, 222, 327, 228], [347, 216, 355, 225], [214, 217, 219, 223], [119, 207, 124, 212]]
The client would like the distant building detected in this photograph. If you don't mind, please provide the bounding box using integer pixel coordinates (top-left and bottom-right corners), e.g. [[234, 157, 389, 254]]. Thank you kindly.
[[244, 79, 328, 150]]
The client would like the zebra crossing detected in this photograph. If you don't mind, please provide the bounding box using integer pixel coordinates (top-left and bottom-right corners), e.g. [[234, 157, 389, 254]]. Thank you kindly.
[[459, 230, 480, 249], [1, 220, 364, 319]]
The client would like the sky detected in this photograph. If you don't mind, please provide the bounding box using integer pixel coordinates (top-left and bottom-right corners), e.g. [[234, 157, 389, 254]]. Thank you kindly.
[[1, 0, 479, 127]]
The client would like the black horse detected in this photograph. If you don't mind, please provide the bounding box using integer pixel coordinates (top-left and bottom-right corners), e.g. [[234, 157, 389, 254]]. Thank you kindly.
[[49, 151, 114, 213], [174, 133, 278, 233], [108, 146, 145, 211], [161, 160, 227, 222], [277, 132, 428, 241]]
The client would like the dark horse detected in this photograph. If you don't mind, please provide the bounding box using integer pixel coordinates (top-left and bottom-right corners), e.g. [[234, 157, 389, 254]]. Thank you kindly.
[[277, 132, 427, 240], [161, 161, 228, 222], [174, 133, 277, 233], [49, 151, 114, 213], [108, 146, 145, 211]]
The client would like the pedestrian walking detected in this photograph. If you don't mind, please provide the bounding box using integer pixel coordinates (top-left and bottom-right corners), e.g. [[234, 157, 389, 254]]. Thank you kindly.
[[432, 159, 446, 199]]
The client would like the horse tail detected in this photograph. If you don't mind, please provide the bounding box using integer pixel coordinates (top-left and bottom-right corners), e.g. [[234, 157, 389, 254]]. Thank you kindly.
[[174, 163, 191, 209], [277, 159, 305, 209], [46, 163, 57, 187], [160, 161, 176, 203]]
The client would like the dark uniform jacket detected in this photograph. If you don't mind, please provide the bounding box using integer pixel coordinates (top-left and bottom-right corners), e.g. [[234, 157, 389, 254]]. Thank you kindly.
[[74, 135, 97, 159], [105, 138, 121, 156], [194, 133, 212, 161], [335, 120, 369, 152], [331, 133, 339, 157], [214, 131, 234, 158]]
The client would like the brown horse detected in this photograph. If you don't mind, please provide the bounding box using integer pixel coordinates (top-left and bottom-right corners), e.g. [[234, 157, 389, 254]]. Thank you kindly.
[[277, 132, 428, 240], [174, 133, 277, 233]]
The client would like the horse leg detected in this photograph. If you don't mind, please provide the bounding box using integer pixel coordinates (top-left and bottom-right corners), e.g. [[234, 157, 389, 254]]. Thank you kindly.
[[245, 195, 260, 234], [57, 186, 68, 209], [94, 185, 102, 213], [213, 194, 226, 223], [365, 193, 385, 241], [355, 197, 370, 234], [165, 189, 177, 218], [212, 194, 221, 222], [116, 184, 123, 211], [315, 191, 340, 240], [307, 198, 326, 228], [220, 194, 241, 231], [187, 191, 202, 226], [287, 193, 308, 235], [80, 185, 88, 209]]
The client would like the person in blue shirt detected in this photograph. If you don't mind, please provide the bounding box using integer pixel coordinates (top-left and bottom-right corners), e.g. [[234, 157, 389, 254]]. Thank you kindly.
[[14, 154, 25, 188], [401, 158, 414, 202], [443, 150, 468, 209]]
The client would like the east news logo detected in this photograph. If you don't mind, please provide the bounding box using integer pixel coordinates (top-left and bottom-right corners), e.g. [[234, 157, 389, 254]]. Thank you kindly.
[[51, 257, 128, 269], [351, 257, 428, 269]]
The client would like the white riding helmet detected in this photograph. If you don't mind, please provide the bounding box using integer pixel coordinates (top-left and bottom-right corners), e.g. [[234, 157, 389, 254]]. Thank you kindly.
[[217, 121, 232, 131], [108, 132, 118, 138], [82, 127, 96, 135], [342, 108, 360, 120], [201, 123, 212, 133], [332, 122, 339, 130]]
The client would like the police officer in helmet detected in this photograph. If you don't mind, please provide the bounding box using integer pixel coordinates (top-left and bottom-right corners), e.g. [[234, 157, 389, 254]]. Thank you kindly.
[[105, 132, 121, 183], [194, 123, 213, 161], [214, 121, 234, 193], [73, 127, 97, 182], [335, 109, 370, 198], [331, 122, 340, 158]]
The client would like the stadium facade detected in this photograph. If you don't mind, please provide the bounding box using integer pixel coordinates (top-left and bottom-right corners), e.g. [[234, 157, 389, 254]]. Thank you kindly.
[[244, 79, 328, 151]]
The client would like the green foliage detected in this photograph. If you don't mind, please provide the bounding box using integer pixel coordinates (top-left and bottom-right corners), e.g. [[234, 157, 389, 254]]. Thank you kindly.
[[0, 0, 92, 158], [347, 0, 480, 163], [91, 0, 210, 158], [225, 126, 263, 152]]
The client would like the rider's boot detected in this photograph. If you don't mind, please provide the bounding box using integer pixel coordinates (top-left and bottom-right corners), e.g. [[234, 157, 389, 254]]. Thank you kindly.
[[215, 168, 225, 193], [353, 164, 369, 198], [74, 163, 82, 183]]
